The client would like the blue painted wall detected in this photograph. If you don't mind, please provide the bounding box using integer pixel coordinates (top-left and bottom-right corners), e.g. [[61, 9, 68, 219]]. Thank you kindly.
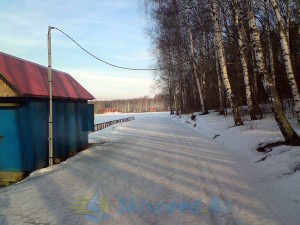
[[88, 104, 95, 132], [0, 98, 94, 172]]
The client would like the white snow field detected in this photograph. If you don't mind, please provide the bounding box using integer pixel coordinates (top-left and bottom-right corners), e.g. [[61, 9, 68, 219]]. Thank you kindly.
[[0, 112, 299, 225]]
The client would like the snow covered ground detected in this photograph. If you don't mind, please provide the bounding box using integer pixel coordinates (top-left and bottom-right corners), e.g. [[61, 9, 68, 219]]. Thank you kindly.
[[0, 112, 299, 224], [174, 112, 300, 221]]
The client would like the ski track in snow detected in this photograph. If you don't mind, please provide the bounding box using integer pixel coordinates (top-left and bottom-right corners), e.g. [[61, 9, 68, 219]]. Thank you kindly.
[[0, 112, 298, 225]]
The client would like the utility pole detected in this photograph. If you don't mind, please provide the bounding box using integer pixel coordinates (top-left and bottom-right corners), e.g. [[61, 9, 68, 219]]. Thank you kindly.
[[48, 26, 53, 166]]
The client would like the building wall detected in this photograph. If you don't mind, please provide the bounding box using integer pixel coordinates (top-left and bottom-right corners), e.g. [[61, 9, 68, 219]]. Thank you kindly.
[[0, 98, 94, 172], [0, 101, 34, 172], [0, 75, 19, 97]]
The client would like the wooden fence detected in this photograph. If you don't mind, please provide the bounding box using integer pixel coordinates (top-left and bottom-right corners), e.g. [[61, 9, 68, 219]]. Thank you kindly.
[[94, 116, 135, 132]]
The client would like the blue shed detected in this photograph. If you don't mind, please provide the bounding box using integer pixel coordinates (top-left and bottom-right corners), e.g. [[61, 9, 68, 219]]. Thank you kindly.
[[0, 52, 94, 185]]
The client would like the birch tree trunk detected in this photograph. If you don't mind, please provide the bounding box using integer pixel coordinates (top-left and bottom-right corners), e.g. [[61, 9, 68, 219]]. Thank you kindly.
[[175, 90, 179, 116], [168, 77, 174, 115], [215, 49, 224, 115], [180, 67, 187, 114], [199, 34, 208, 114], [286, 0, 291, 47], [270, 0, 300, 125], [265, 0, 276, 82], [181, 88, 186, 114], [232, 0, 257, 120], [297, 0, 300, 40], [296, 0, 300, 67], [251, 49, 258, 99], [189, 28, 207, 114], [248, 6, 300, 143], [211, 0, 243, 126]]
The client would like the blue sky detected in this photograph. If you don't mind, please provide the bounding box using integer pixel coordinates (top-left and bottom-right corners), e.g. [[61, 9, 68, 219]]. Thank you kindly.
[[0, 0, 156, 100]]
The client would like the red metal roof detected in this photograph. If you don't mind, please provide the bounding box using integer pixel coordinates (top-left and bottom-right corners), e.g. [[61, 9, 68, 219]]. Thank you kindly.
[[0, 52, 94, 100]]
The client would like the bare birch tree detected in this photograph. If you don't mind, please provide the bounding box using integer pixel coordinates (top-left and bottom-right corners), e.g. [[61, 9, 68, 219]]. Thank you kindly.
[[232, 0, 258, 120], [211, 0, 244, 125], [270, 0, 300, 124], [189, 28, 207, 113], [248, 3, 300, 143]]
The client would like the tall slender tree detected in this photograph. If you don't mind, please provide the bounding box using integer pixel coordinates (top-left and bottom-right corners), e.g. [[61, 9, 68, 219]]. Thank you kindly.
[[270, 0, 300, 125], [211, 0, 244, 125], [248, 3, 300, 143]]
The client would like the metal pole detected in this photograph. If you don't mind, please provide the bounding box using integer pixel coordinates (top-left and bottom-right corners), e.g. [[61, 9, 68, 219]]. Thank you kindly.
[[48, 26, 53, 166]]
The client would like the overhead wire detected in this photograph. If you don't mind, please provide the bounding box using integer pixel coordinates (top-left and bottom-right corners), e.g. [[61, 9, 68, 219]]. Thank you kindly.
[[49, 26, 161, 71]]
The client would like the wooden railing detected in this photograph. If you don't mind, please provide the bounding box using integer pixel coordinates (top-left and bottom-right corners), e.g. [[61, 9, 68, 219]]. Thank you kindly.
[[93, 116, 135, 132]]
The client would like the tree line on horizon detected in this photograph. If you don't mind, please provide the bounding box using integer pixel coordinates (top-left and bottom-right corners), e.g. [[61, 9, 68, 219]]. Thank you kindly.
[[140, 0, 300, 144], [92, 94, 168, 114]]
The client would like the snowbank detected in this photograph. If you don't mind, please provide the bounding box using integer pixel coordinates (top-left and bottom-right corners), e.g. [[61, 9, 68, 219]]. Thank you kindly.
[[172, 111, 300, 205]]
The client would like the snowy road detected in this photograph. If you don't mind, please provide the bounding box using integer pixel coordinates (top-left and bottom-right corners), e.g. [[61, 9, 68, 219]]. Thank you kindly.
[[0, 113, 295, 225]]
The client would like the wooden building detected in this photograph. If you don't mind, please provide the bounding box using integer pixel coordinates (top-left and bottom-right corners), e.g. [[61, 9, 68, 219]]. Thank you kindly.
[[0, 52, 94, 185]]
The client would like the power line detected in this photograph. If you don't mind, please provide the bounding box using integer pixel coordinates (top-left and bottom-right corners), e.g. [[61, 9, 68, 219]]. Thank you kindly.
[[49, 26, 160, 71]]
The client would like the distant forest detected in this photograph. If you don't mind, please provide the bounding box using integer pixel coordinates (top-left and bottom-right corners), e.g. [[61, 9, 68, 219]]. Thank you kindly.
[[92, 94, 168, 114]]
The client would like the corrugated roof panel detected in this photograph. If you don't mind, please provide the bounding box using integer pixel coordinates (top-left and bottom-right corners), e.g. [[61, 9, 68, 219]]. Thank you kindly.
[[0, 52, 94, 100]]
